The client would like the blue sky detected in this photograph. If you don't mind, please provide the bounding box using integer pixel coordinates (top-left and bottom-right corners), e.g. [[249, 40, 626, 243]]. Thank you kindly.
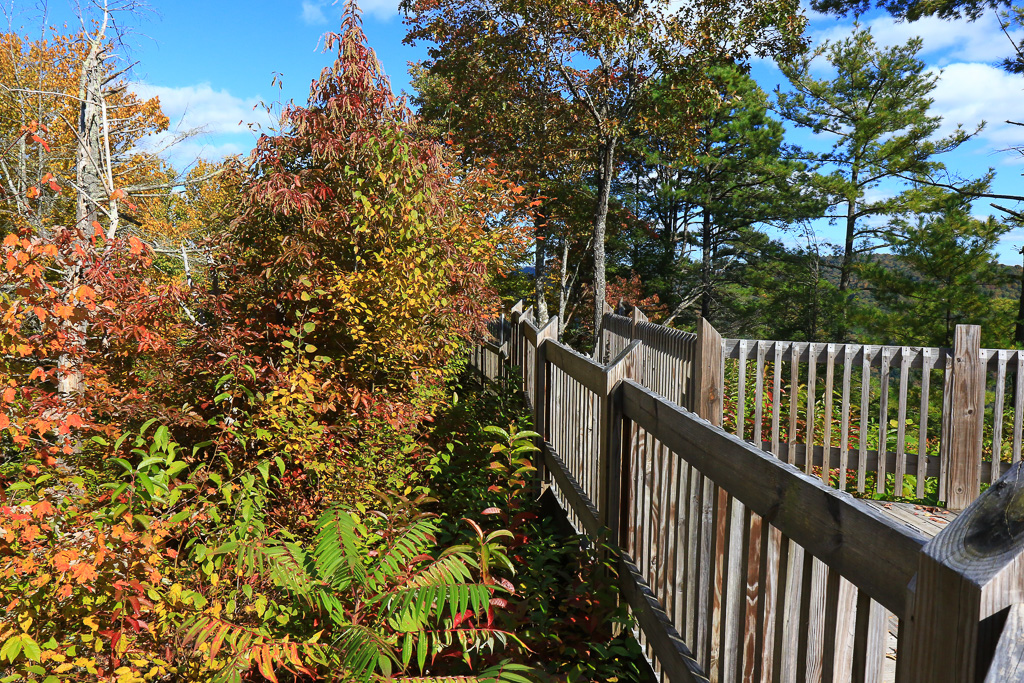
[[8, 0, 1024, 262]]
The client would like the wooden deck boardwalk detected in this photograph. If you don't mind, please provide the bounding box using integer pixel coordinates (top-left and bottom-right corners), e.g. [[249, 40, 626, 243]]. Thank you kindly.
[[859, 501, 961, 682], [474, 303, 1024, 683], [863, 500, 958, 539]]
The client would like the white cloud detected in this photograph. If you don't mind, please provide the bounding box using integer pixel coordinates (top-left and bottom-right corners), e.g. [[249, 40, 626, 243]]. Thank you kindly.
[[299, 0, 400, 23], [129, 82, 278, 169], [131, 82, 275, 136], [302, 0, 328, 24], [809, 11, 1022, 65], [928, 62, 1024, 152]]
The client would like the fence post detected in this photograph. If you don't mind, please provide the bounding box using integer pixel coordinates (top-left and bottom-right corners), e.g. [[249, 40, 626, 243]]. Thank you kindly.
[[602, 341, 641, 542], [510, 301, 524, 376], [696, 317, 724, 427], [947, 324, 984, 512], [898, 460, 1024, 682], [630, 306, 648, 339], [534, 317, 559, 486]]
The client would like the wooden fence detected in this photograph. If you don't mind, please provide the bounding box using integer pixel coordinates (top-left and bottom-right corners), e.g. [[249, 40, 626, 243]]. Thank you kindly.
[[471, 303, 1024, 683], [602, 312, 1021, 512]]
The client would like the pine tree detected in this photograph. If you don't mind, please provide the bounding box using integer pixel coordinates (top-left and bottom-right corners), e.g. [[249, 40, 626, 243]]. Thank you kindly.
[[776, 26, 985, 336], [858, 202, 1010, 347]]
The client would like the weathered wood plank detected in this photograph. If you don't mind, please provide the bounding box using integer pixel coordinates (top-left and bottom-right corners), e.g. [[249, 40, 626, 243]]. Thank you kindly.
[[542, 441, 601, 536], [618, 552, 710, 683], [917, 348, 937, 500], [823, 343, 837, 485], [895, 347, 911, 496], [859, 348, 873, 494], [755, 343, 767, 448], [790, 345, 801, 466], [738, 339, 748, 442], [772, 343, 783, 459], [877, 347, 893, 495], [806, 342, 819, 477], [841, 345, 854, 492], [697, 319, 724, 427], [947, 325, 983, 511], [620, 380, 927, 616], [992, 350, 1008, 484], [851, 592, 885, 683], [545, 340, 606, 394], [900, 460, 1024, 682], [983, 603, 1024, 683], [723, 339, 959, 370], [1015, 353, 1024, 465]]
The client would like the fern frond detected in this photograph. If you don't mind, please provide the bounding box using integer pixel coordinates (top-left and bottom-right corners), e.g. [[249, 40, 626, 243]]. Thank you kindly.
[[178, 613, 323, 683], [387, 657, 536, 682], [371, 515, 440, 585], [257, 541, 317, 597], [330, 622, 398, 683], [313, 507, 369, 591]]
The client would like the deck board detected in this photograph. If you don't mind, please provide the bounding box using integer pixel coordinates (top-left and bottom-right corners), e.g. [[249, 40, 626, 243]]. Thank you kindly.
[[859, 499, 958, 539], [858, 500, 959, 682]]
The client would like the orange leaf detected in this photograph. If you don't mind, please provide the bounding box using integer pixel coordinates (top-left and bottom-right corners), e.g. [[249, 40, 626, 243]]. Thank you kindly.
[[31, 500, 54, 519], [28, 367, 45, 382], [2, 233, 17, 247], [71, 562, 98, 584], [25, 186, 39, 199], [129, 236, 143, 255], [2, 388, 15, 403], [0, 413, 9, 430]]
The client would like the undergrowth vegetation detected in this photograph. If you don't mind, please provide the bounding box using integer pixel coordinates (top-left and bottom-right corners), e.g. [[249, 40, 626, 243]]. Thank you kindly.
[[0, 2, 649, 679]]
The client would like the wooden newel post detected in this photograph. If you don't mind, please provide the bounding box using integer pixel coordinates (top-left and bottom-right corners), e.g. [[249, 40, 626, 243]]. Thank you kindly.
[[947, 324, 984, 512], [630, 306, 648, 338], [695, 317, 724, 427], [601, 341, 641, 543], [534, 317, 559, 487], [899, 460, 1024, 682], [510, 301, 523, 375]]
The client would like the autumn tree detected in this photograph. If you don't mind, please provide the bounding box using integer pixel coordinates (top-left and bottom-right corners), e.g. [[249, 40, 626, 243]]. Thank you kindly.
[[231, 2, 528, 394], [775, 27, 985, 336], [410, 51, 587, 328], [403, 0, 807, 349]]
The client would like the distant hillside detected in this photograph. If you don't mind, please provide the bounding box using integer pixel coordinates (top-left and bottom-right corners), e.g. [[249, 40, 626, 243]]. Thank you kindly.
[[845, 254, 1021, 300]]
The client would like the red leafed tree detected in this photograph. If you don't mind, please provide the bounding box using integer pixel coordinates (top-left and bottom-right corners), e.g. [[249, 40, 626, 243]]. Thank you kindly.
[[228, 3, 530, 396]]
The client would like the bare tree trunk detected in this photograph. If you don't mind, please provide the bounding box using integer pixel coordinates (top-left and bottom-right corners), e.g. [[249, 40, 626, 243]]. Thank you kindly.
[[533, 204, 548, 325], [558, 237, 569, 339], [591, 136, 616, 355], [60, 15, 109, 398], [701, 206, 712, 321]]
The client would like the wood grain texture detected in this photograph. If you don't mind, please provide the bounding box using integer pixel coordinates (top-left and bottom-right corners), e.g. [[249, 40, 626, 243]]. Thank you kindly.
[[619, 380, 926, 616], [984, 603, 1024, 683], [618, 552, 710, 683], [697, 318, 724, 427], [901, 460, 1024, 682], [947, 325, 984, 511]]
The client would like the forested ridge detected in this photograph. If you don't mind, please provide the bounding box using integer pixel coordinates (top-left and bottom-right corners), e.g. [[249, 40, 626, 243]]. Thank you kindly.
[[0, 0, 1022, 680]]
